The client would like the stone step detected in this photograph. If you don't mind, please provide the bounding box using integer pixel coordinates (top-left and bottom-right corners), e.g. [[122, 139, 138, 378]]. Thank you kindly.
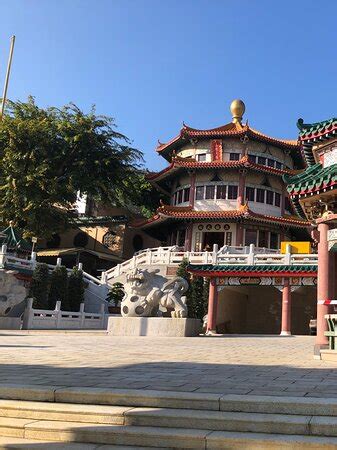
[[0, 435, 167, 449], [3, 400, 337, 438], [3, 384, 337, 417], [2, 419, 337, 449]]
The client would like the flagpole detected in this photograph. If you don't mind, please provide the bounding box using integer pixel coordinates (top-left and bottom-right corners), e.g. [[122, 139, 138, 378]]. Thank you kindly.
[[0, 35, 15, 120]]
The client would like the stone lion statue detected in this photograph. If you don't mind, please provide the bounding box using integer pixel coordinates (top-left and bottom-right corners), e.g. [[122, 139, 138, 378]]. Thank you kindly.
[[121, 268, 188, 318], [0, 270, 27, 316]]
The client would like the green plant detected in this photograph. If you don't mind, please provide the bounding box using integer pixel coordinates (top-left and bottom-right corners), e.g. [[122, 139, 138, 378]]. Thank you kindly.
[[67, 267, 84, 311], [48, 265, 69, 310], [107, 282, 124, 307], [176, 258, 194, 317], [191, 276, 206, 320], [29, 263, 49, 309]]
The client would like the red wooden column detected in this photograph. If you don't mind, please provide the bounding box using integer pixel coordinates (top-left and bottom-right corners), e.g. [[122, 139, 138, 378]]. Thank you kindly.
[[184, 223, 193, 251], [316, 222, 330, 348], [236, 224, 244, 246], [237, 169, 246, 208], [280, 278, 291, 336], [189, 171, 196, 208], [207, 278, 218, 333]]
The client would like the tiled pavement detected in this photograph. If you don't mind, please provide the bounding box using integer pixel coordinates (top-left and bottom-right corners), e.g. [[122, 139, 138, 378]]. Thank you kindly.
[[1, 332, 337, 398]]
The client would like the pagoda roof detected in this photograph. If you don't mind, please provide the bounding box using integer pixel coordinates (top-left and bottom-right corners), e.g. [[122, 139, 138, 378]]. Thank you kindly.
[[71, 215, 128, 226], [0, 224, 32, 253], [297, 118, 337, 167], [147, 155, 295, 183], [131, 203, 310, 229], [285, 163, 337, 197], [157, 121, 301, 161], [187, 264, 317, 278]]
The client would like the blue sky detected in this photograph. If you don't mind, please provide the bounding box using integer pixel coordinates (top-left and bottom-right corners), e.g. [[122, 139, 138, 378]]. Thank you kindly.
[[1, 0, 336, 170]]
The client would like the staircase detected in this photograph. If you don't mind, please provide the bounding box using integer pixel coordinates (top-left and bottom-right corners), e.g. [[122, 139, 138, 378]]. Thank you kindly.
[[0, 386, 337, 448]]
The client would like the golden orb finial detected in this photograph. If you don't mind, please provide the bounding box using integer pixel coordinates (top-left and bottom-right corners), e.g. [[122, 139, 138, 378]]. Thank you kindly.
[[230, 99, 245, 124]]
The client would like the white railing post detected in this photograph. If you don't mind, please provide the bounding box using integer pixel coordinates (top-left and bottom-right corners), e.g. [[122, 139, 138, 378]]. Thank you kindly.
[[80, 303, 85, 328], [0, 244, 7, 267], [22, 297, 34, 330], [212, 244, 218, 264], [146, 248, 152, 265], [99, 303, 105, 328], [285, 244, 292, 265], [185, 251, 190, 262], [247, 244, 255, 265], [100, 271, 107, 284], [132, 256, 136, 269], [56, 257, 62, 267], [78, 262, 83, 271], [31, 251, 37, 269], [55, 301, 62, 329]]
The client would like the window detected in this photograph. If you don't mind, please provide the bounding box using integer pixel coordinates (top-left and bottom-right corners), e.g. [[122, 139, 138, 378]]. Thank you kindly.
[[229, 153, 240, 161], [248, 154, 256, 163], [183, 187, 190, 203], [103, 231, 116, 248], [270, 232, 279, 249], [275, 161, 282, 170], [256, 188, 265, 203], [205, 185, 215, 199], [195, 186, 204, 200], [266, 190, 274, 205], [258, 156, 266, 166], [227, 185, 238, 199], [197, 153, 207, 162], [274, 192, 281, 207], [178, 190, 183, 204], [245, 229, 257, 246], [267, 158, 275, 168], [216, 185, 226, 199], [245, 186, 255, 201], [258, 230, 268, 248]]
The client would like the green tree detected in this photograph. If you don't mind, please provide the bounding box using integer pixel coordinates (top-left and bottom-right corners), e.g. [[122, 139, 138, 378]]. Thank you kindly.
[[107, 282, 124, 306], [203, 279, 210, 316], [67, 267, 85, 311], [0, 97, 144, 238], [176, 258, 194, 318], [191, 276, 206, 320], [48, 265, 69, 310], [29, 263, 49, 309]]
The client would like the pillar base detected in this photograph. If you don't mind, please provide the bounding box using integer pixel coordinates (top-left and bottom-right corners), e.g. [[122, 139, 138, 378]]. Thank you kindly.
[[314, 343, 329, 358], [280, 331, 292, 336]]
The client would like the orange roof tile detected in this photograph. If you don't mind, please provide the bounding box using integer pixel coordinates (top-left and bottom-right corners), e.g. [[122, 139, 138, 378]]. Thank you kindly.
[[131, 203, 310, 229], [147, 155, 294, 182]]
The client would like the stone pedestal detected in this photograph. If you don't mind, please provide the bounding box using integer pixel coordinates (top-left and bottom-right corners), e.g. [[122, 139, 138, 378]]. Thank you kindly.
[[107, 317, 201, 337], [0, 317, 21, 329]]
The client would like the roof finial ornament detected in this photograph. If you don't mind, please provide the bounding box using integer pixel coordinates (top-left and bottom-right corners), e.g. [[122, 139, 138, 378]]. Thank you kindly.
[[230, 99, 245, 125]]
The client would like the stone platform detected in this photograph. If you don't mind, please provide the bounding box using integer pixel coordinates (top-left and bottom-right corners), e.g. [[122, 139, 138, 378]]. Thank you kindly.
[[107, 317, 201, 337]]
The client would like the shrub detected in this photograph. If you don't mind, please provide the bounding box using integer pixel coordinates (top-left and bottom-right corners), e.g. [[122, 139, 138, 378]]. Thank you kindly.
[[67, 267, 84, 311], [107, 282, 124, 306], [48, 265, 69, 310], [29, 263, 49, 309]]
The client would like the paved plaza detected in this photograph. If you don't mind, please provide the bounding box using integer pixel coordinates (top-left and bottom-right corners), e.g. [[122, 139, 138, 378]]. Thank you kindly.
[[0, 332, 337, 398]]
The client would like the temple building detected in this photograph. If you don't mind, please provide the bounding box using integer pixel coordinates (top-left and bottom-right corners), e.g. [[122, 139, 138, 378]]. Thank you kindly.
[[136, 100, 309, 251], [285, 117, 337, 354], [133, 100, 318, 335]]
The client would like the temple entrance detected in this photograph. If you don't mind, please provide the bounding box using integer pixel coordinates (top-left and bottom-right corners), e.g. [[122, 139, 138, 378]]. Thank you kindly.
[[202, 232, 224, 251]]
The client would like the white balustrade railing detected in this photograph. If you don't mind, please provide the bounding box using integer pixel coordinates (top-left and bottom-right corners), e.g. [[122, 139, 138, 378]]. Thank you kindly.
[[0, 242, 318, 288], [104, 243, 318, 283]]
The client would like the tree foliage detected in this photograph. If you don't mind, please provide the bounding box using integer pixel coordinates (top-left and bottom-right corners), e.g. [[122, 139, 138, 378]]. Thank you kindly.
[[107, 282, 124, 307], [48, 265, 69, 310], [67, 267, 85, 311], [0, 97, 145, 238], [29, 263, 49, 309], [191, 276, 206, 320]]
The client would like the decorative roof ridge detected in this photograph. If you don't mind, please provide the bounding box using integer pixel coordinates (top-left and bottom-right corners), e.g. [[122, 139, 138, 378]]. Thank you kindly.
[[297, 117, 337, 141], [181, 121, 238, 134]]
